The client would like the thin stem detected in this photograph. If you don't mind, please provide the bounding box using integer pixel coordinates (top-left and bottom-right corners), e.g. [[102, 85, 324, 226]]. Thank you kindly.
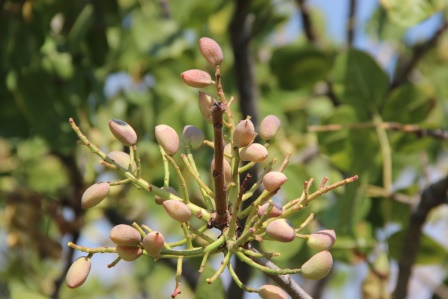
[[181, 154, 214, 198], [67, 242, 116, 254], [236, 252, 302, 275], [373, 113, 392, 195], [228, 173, 251, 239], [295, 213, 314, 232], [132, 222, 147, 238], [160, 145, 170, 189], [206, 251, 233, 284], [242, 160, 274, 201], [165, 154, 189, 203], [133, 145, 142, 179], [199, 252, 210, 273], [228, 263, 258, 293], [181, 223, 193, 249], [107, 257, 121, 268], [171, 257, 183, 298]]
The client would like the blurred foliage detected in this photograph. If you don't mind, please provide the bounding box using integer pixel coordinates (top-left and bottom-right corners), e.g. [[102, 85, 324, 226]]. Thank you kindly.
[[1, 0, 448, 298]]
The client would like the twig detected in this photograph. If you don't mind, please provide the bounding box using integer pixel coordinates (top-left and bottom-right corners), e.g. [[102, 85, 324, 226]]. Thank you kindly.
[[295, 0, 318, 46], [347, 0, 357, 46], [308, 121, 448, 140], [393, 175, 448, 299], [391, 18, 448, 89]]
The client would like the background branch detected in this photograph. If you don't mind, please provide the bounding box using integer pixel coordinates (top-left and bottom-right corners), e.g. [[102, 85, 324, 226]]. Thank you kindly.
[[391, 18, 448, 89], [347, 0, 357, 47], [295, 0, 318, 46], [393, 175, 448, 299], [228, 0, 259, 297], [253, 255, 312, 299]]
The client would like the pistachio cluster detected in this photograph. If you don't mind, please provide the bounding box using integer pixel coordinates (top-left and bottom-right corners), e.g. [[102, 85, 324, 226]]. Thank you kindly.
[[66, 37, 358, 298]]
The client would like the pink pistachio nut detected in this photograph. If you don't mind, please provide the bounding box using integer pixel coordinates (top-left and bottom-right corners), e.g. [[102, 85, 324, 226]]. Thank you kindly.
[[106, 151, 136, 173], [155, 124, 180, 155], [262, 171, 288, 193], [181, 69, 213, 88], [239, 143, 268, 163], [259, 115, 281, 141], [301, 250, 333, 280], [307, 229, 336, 251], [198, 37, 224, 66], [154, 186, 178, 205], [108, 119, 137, 146], [162, 200, 191, 223], [116, 245, 143, 261], [259, 284, 288, 299], [65, 256, 91, 288], [81, 182, 110, 209], [258, 202, 283, 218], [110, 224, 142, 246], [265, 219, 295, 242], [210, 158, 232, 183], [183, 125, 205, 150], [233, 119, 256, 148], [142, 231, 165, 257], [198, 92, 216, 124]]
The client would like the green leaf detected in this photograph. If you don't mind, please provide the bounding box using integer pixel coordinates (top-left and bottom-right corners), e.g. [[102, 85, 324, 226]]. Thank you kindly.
[[332, 49, 389, 121], [380, 0, 446, 28], [270, 46, 332, 90], [195, 264, 225, 299], [382, 83, 435, 123], [68, 4, 94, 51], [366, 6, 407, 41]]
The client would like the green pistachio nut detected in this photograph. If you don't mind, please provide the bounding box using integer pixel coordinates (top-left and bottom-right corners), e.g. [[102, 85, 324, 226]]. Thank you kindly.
[[108, 119, 137, 146], [155, 124, 180, 155], [65, 256, 91, 288], [142, 231, 165, 257], [259, 284, 288, 299], [116, 245, 142, 261], [301, 250, 333, 280], [110, 224, 141, 246], [233, 119, 256, 148], [259, 115, 281, 141], [81, 182, 110, 209], [240, 143, 268, 162], [183, 125, 204, 150], [263, 171, 288, 193], [181, 69, 212, 88], [266, 219, 295, 242], [198, 37, 224, 66], [162, 200, 191, 223], [307, 229, 336, 251]]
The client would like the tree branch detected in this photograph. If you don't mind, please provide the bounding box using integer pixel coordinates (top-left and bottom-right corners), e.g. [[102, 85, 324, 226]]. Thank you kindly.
[[393, 174, 448, 299], [295, 0, 318, 46], [211, 102, 229, 229], [229, 0, 259, 124], [391, 18, 448, 89], [228, 1, 258, 297], [347, 0, 357, 47]]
